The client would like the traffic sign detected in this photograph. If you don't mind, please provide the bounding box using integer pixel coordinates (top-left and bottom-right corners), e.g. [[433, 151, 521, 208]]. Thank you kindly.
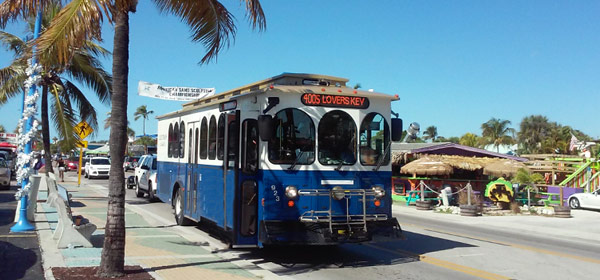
[[74, 121, 93, 139], [76, 140, 88, 148]]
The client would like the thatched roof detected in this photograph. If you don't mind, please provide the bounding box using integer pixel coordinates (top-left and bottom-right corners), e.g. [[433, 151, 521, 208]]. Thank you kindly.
[[483, 160, 528, 177], [399, 154, 528, 177]]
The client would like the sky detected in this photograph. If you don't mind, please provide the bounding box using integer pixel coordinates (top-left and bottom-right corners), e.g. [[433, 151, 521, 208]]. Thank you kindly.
[[1, 0, 599, 142]]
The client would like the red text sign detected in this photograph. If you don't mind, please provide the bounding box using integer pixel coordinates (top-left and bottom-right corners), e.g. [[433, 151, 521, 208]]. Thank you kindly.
[[301, 93, 369, 109]]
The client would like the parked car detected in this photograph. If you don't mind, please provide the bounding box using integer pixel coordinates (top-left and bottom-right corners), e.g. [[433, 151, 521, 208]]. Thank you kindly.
[[84, 157, 111, 179], [134, 154, 157, 201], [0, 158, 11, 189], [0, 150, 15, 178], [123, 156, 140, 172], [568, 189, 600, 210], [65, 157, 79, 171]]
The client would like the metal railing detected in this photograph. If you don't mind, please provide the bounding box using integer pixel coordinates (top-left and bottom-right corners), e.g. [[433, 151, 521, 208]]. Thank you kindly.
[[297, 188, 388, 234]]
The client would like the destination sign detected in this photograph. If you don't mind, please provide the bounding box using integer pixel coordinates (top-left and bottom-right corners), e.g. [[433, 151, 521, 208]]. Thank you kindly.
[[301, 93, 369, 109]]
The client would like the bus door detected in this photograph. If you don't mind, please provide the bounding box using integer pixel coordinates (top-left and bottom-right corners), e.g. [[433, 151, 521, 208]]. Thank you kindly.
[[223, 111, 239, 234], [235, 119, 259, 246], [186, 122, 199, 218]]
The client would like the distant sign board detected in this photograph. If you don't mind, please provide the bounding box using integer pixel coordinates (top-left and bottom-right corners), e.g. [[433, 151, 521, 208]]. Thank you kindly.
[[138, 81, 215, 101], [301, 93, 369, 109], [0, 133, 18, 144]]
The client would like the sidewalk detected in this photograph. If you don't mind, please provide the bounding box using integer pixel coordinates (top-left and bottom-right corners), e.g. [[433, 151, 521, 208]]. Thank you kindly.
[[393, 202, 600, 245], [35, 174, 278, 280]]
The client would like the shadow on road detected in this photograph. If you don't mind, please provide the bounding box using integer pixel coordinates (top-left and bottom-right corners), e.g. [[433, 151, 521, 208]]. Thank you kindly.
[[234, 230, 475, 276]]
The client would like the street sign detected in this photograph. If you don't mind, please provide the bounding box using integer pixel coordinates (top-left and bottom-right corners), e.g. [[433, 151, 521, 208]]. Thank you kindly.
[[74, 121, 93, 139], [76, 140, 88, 148]]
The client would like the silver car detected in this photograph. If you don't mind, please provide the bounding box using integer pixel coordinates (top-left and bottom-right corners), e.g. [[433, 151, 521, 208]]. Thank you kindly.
[[0, 158, 11, 189]]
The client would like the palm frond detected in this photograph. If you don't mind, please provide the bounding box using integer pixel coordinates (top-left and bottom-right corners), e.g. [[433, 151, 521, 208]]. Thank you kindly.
[[0, 0, 50, 28], [153, 0, 238, 64], [36, 0, 105, 65], [62, 79, 99, 135], [50, 83, 80, 150], [240, 0, 266, 30], [0, 31, 27, 56], [67, 49, 112, 105], [0, 62, 27, 104]]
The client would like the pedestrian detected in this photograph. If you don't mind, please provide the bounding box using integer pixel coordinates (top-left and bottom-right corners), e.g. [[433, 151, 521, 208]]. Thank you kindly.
[[57, 157, 66, 182]]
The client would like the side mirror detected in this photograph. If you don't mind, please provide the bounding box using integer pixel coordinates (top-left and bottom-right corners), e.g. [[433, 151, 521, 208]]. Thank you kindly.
[[391, 118, 403, 142], [258, 115, 274, 141]]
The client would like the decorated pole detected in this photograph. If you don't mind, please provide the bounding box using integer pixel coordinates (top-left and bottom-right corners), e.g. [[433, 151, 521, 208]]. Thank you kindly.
[[11, 9, 43, 232]]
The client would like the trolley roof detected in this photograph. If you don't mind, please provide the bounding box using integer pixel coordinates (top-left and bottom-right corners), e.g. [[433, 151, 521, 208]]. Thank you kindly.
[[157, 73, 399, 120]]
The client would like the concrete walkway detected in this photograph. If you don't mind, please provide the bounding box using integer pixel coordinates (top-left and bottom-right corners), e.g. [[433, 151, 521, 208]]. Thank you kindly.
[[393, 203, 600, 245], [34, 175, 279, 280]]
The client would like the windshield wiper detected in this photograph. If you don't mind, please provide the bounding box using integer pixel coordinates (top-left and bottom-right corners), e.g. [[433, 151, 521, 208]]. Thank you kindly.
[[288, 150, 304, 170], [335, 160, 344, 171], [373, 141, 392, 172]]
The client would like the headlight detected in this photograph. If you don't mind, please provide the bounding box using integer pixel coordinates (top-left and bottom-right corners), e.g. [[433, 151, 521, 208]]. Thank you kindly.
[[285, 186, 298, 199], [372, 185, 385, 198], [331, 186, 346, 200]]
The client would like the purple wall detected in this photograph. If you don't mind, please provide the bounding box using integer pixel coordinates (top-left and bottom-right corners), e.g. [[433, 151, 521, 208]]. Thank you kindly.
[[547, 186, 584, 206]]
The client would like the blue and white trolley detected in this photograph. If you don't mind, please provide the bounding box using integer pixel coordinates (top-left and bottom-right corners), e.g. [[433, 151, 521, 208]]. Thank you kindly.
[[156, 73, 404, 247]]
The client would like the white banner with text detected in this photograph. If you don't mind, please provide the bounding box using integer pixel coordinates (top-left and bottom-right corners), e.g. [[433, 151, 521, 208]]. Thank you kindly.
[[138, 81, 215, 101]]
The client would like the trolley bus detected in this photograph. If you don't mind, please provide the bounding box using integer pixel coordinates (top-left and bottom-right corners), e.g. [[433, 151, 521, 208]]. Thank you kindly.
[[156, 73, 404, 247]]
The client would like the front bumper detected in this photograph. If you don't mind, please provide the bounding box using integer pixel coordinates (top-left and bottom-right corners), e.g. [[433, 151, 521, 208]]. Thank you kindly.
[[259, 218, 404, 245]]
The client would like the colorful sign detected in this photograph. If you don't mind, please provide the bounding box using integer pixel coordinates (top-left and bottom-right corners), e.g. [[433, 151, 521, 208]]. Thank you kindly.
[[301, 93, 369, 109]]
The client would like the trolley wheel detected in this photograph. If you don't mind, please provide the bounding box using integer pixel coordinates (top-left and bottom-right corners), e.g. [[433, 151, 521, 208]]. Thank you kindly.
[[174, 188, 193, 226]]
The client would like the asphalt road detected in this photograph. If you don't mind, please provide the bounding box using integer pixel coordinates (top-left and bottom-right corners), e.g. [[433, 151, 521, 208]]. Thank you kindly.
[[83, 172, 600, 280], [0, 179, 45, 280]]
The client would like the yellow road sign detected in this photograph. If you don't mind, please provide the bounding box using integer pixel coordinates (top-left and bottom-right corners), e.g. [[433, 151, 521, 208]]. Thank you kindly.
[[76, 140, 88, 148], [74, 121, 93, 139]]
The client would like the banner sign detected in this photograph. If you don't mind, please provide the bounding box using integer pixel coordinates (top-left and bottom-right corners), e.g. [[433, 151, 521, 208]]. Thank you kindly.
[[138, 81, 215, 101]]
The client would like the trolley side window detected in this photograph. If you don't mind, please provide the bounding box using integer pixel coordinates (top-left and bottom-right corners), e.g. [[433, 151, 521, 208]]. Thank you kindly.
[[268, 108, 315, 165], [359, 113, 390, 165], [179, 121, 185, 158], [200, 117, 208, 159], [168, 123, 173, 158], [173, 122, 180, 158], [217, 114, 225, 160], [209, 116, 217, 160], [318, 110, 357, 165], [242, 119, 259, 174]]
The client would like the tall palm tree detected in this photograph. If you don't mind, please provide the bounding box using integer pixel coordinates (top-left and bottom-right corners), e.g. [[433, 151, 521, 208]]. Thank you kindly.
[[422, 125, 438, 142], [104, 111, 135, 155], [2, 0, 265, 276], [133, 105, 153, 136], [0, 3, 111, 174], [0, 124, 5, 133], [517, 115, 551, 154], [459, 132, 479, 147], [480, 118, 515, 153]]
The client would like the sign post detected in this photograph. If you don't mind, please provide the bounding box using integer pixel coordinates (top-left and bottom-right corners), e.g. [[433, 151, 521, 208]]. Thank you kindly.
[[74, 121, 93, 187], [76, 141, 88, 186]]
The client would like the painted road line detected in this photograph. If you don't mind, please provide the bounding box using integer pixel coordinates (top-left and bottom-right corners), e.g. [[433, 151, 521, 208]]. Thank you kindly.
[[403, 222, 600, 265], [366, 244, 511, 280], [0, 234, 37, 238]]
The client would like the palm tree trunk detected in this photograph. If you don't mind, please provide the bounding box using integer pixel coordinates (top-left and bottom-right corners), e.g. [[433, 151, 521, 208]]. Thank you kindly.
[[142, 117, 145, 136], [97, 6, 130, 278], [41, 85, 54, 174]]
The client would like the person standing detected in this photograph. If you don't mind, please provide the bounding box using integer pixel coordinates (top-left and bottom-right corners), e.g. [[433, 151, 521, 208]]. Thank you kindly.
[[57, 157, 66, 182]]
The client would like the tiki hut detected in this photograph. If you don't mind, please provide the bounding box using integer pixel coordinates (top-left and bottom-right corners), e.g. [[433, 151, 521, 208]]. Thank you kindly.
[[400, 157, 453, 176], [482, 160, 529, 177]]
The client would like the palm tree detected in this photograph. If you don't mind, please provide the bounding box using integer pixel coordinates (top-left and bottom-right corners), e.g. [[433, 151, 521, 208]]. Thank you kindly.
[[422, 125, 438, 142], [3, 0, 265, 277], [459, 132, 479, 147], [480, 118, 515, 153], [133, 105, 153, 136], [0, 124, 5, 133], [517, 115, 551, 154], [0, 3, 111, 174]]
